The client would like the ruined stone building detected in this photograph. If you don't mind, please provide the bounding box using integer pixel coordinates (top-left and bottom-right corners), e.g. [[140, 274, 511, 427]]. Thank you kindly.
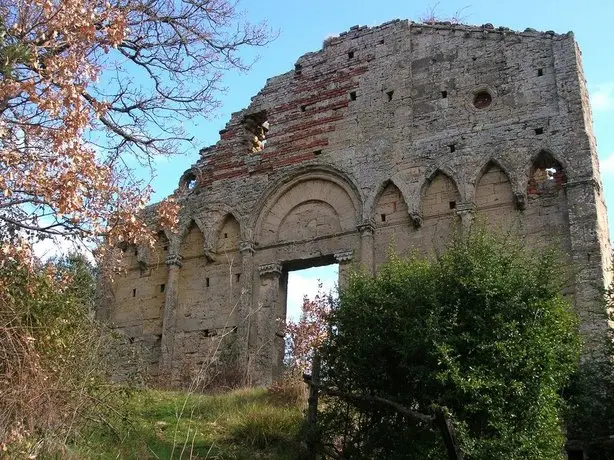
[[99, 20, 612, 386]]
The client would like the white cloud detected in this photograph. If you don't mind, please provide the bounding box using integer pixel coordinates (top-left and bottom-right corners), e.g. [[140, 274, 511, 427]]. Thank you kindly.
[[599, 153, 614, 174], [286, 266, 338, 323], [590, 83, 614, 112]]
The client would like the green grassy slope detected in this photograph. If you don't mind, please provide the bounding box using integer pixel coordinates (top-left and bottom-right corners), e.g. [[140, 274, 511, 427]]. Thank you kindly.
[[76, 387, 305, 459]]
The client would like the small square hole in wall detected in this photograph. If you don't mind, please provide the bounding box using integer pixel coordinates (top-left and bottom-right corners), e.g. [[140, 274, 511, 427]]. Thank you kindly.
[[314, 149, 323, 156], [386, 90, 394, 101], [160, 284, 165, 293], [441, 90, 448, 99], [535, 127, 544, 135], [449, 201, 456, 209], [449, 144, 456, 153], [349, 91, 357, 101], [132, 288, 136, 297], [163, 245, 168, 251], [348, 51, 354, 59], [537, 68, 543, 76], [134, 248, 138, 256], [235, 273, 241, 282], [381, 214, 386, 222], [224, 233, 228, 238], [206, 278, 210, 287]]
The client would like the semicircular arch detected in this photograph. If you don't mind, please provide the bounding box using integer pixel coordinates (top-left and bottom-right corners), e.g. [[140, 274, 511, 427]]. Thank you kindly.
[[253, 167, 362, 246]]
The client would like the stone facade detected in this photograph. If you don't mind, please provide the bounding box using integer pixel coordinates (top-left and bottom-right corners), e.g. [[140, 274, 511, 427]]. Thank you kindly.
[[99, 20, 612, 386]]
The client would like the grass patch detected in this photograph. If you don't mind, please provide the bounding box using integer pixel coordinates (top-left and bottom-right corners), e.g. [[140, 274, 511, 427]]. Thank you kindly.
[[75, 387, 305, 459]]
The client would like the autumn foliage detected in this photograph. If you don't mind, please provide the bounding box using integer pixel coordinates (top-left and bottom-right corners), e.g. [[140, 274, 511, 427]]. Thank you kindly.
[[283, 287, 334, 373], [0, 0, 269, 255]]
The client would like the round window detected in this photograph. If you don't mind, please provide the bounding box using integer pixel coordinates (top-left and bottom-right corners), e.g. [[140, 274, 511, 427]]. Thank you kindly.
[[180, 171, 198, 191], [473, 91, 492, 109]]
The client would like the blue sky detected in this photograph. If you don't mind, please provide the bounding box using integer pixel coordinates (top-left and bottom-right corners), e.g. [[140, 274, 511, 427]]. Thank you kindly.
[[131, 1, 614, 316]]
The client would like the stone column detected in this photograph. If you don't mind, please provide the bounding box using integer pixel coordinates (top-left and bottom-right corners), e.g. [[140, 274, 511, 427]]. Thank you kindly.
[[256, 262, 283, 386], [238, 240, 255, 383], [455, 201, 475, 234], [334, 249, 354, 291], [357, 220, 375, 274], [159, 254, 182, 381]]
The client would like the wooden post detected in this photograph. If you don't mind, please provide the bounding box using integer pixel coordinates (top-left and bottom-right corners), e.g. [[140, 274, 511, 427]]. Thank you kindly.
[[435, 407, 463, 460], [306, 354, 321, 459]]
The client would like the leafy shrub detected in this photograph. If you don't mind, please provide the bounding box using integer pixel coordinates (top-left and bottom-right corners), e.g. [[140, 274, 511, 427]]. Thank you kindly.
[[317, 230, 581, 459], [565, 282, 614, 459]]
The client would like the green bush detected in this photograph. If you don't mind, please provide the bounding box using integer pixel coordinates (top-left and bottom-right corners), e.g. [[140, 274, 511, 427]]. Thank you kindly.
[[565, 282, 614, 459], [318, 230, 581, 459]]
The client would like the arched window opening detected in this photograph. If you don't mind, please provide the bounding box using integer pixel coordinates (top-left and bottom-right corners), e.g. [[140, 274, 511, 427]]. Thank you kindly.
[[528, 151, 565, 196], [179, 170, 198, 191], [243, 111, 269, 153], [217, 214, 241, 254]]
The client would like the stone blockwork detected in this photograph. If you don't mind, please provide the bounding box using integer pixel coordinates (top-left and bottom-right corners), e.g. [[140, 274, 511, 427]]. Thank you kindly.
[[100, 20, 612, 386]]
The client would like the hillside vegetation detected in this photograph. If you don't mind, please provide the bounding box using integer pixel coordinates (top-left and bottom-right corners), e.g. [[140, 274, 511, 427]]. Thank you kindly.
[[76, 387, 304, 459]]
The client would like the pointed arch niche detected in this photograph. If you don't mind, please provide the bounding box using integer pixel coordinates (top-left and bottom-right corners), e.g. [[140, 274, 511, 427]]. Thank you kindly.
[[176, 221, 209, 354], [173, 215, 242, 378], [180, 221, 205, 261], [209, 213, 242, 334], [524, 151, 571, 251], [474, 162, 518, 230], [119, 243, 139, 270], [150, 231, 169, 267], [139, 230, 170, 346], [217, 214, 241, 255], [113, 243, 144, 324], [420, 172, 461, 254], [373, 182, 413, 266]]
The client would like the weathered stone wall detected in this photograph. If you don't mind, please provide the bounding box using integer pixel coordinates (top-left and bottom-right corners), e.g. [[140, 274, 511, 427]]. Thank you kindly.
[[100, 20, 611, 386]]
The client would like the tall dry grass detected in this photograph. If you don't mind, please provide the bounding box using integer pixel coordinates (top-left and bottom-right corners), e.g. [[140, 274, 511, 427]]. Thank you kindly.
[[0, 254, 127, 457]]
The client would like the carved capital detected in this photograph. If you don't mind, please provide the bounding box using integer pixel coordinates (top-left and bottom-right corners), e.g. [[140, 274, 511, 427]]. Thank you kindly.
[[409, 211, 422, 228], [513, 192, 527, 211], [165, 254, 183, 268], [357, 219, 375, 236], [203, 245, 217, 263], [334, 250, 354, 264], [258, 262, 282, 277], [239, 240, 256, 255]]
